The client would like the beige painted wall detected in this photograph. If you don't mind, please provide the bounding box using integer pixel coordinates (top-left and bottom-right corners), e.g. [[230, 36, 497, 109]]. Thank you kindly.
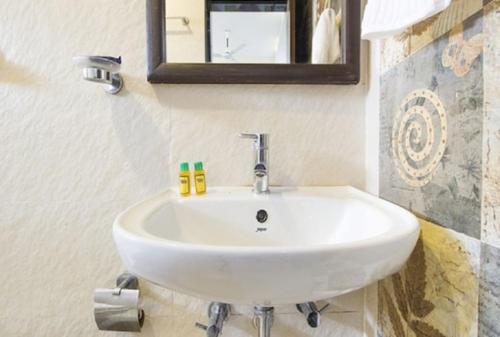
[[0, 0, 373, 336]]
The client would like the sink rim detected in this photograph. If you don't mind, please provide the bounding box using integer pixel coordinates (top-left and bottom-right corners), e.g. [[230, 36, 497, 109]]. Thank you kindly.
[[114, 185, 420, 254]]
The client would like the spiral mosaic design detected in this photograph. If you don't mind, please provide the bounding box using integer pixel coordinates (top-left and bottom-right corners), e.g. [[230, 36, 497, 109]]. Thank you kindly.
[[392, 89, 448, 187]]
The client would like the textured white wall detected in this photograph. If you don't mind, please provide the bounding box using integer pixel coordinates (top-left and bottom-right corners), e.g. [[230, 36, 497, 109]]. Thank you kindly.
[[364, 41, 380, 196], [363, 41, 381, 337], [0, 0, 370, 336]]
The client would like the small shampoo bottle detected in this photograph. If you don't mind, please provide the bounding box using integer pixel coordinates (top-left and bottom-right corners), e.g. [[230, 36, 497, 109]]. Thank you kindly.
[[193, 161, 206, 195], [179, 162, 191, 196]]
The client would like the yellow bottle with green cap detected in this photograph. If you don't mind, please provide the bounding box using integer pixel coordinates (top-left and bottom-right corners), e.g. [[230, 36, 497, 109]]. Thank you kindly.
[[193, 161, 206, 195], [179, 162, 191, 196]]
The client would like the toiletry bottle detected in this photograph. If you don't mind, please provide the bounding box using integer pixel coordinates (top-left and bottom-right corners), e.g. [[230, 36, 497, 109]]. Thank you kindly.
[[179, 162, 191, 196], [193, 161, 206, 195]]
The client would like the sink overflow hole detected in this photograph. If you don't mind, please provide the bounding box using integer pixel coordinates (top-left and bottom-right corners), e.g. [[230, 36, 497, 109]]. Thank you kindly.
[[256, 210, 268, 223]]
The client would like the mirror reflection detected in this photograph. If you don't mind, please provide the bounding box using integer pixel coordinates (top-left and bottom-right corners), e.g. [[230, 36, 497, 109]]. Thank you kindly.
[[165, 0, 344, 64]]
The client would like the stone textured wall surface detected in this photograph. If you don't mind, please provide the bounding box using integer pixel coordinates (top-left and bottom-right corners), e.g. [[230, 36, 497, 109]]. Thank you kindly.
[[377, 1, 500, 336], [0, 0, 370, 337], [379, 220, 480, 337], [481, 0, 500, 248], [479, 243, 500, 337]]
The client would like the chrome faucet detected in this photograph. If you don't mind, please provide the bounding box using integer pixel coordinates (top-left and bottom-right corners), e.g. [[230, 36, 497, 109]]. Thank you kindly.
[[240, 133, 269, 194]]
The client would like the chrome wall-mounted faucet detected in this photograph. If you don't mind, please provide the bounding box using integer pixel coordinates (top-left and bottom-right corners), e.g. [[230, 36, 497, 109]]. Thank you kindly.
[[240, 133, 269, 194]]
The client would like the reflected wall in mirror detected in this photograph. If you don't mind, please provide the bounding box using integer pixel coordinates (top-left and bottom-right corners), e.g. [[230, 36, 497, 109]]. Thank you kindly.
[[165, 0, 345, 64]]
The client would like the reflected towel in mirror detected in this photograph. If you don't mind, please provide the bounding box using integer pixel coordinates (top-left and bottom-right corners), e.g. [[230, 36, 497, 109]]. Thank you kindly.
[[312, 8, 341, 64]]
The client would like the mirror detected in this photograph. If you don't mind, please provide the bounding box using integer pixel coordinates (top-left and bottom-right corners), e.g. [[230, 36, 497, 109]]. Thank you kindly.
[[165, 0, 344, 64], [146, 0, 360, 84]]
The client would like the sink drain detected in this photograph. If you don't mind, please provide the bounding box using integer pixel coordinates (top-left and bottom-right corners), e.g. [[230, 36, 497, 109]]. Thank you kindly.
[[256, 210, 268, 223]]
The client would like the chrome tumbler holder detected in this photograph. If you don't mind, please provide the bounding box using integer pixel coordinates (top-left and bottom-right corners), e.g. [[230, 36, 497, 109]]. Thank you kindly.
[[94, 272, 144, 332], [73, 55, 124, 94]]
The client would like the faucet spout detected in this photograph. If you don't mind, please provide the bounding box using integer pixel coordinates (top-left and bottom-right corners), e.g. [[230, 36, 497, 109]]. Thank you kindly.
[[240, 133, 270, 194], [254, 163, 269, 194]]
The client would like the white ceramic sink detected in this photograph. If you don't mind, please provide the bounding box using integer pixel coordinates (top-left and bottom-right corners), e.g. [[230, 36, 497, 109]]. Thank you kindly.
[[113, 186, 419, 305]]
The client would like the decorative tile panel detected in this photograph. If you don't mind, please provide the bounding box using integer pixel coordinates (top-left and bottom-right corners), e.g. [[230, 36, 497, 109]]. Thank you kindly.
[[379, 2, 500, 337], [379, 13, 484, 238], [378, 219, 480, 337]]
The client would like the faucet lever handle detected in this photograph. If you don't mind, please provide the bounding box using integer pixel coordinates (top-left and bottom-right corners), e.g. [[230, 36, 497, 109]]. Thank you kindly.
[[195, 322, 208, 330], [239, 133, 259, 140], [239, 133, 269, 149]]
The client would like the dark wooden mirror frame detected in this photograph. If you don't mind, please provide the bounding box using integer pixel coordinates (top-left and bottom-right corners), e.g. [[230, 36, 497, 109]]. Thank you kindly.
[[146, 0, 360, 84]]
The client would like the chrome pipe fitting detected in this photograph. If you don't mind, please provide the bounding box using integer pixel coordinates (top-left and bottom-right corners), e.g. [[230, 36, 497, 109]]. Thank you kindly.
[[253, 306, 274, 337]]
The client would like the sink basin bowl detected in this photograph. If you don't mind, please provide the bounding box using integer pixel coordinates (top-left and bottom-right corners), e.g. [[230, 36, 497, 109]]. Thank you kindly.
[[113, 186, 419, 305]]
